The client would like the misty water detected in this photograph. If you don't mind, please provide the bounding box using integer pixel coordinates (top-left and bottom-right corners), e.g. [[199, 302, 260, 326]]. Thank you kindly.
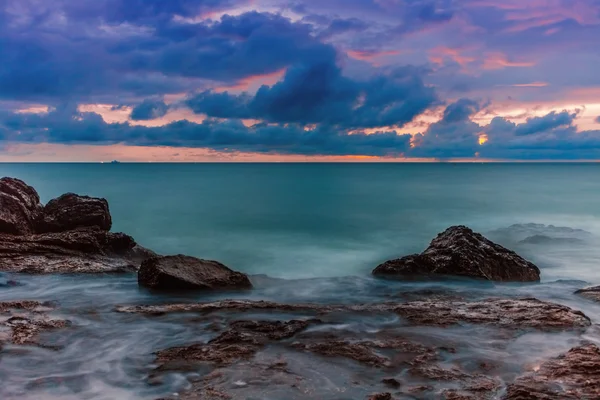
[[1, 163, 600, 399]]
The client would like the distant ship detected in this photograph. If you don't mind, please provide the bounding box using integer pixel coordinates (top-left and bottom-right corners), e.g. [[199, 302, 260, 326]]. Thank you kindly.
[[109, 160, 121, 164]]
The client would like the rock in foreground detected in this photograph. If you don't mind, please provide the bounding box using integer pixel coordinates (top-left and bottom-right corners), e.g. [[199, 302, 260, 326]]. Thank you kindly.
[[373, 226, 540, 282], [0, 300, 70, 347], [504, 344, 600, 399], [0, 176, 155, 274], [37, 193, 112, 233], [0, 178, 42, 235], [138, 255, 252, 291], [575, 286, 600, 302], [116, 297, 590, 330]]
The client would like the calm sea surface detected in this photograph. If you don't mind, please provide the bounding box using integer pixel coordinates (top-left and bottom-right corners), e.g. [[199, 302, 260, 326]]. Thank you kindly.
[[1, 163, 600, 399]]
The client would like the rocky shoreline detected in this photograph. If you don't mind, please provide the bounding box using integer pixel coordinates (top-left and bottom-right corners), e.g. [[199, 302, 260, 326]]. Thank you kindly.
[[1, 177, 600, 399]]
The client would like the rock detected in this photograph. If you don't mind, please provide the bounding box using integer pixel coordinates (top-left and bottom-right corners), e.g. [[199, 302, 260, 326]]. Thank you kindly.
[[155, 319, 314, 369], [116, 298, 590, 331], [138, 255, 252, 291], [0, 229, 156, 274], [575, 286, 600, 302], [503, 344, 600, 399], [518, 235, 585, 245], [37, 193, 112, 233], [0, 300, 70, 347], [368, 393, 392, 400], [0, 177, 42, 235], [373, 226, 540, 282], [489, 223, 592, 245], [381, 378, 401, 389]]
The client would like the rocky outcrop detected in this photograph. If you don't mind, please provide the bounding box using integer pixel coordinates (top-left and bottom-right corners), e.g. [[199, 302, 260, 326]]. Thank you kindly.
[[138, 255, 252, 291], [0, 229, 155, 273], [155, 319, 315, 369], [0, 177, 42, 235], [503, 344, 600, 399], [0, 300, 70, 347], [575, 286, 600, 302], [0, 177, 155, 273], [116, 298, 590, 330], [37, 193, 112, 233], [373, 226, 540, 282]]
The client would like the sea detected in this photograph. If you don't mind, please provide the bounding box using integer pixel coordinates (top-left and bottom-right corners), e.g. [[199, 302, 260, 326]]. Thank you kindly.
[[1, 163, 600, 399]]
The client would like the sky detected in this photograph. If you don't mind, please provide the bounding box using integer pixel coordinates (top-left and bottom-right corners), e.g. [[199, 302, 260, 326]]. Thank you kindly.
[[1, 0, 600, 162]]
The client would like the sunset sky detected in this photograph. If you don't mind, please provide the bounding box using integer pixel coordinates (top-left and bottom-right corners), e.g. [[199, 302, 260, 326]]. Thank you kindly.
[[1, 0, 600, 161]]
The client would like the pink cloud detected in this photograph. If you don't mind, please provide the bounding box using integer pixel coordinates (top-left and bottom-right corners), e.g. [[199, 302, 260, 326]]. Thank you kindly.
[[213, 68, 287, 93], [482, 52, 535, 70]]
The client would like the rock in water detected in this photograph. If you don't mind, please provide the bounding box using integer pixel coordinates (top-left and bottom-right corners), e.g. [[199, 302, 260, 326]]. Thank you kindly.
[[37, 193, 112, 233], [574, 286, 600, 302], [138, 255, 252, 291], [0, 177, 42, 235], [504, 344, 600, 399], [373, 226, 540, 282]]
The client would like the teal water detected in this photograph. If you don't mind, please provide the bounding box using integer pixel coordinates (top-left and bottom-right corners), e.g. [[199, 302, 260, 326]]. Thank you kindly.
[[1, 163, 600, 399], [2, 163, 600, 280]]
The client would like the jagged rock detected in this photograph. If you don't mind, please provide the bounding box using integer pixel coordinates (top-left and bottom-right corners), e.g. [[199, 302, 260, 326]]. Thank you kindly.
[[116, 298, 590, 331], [490, 223, 592, 245], [138, 255, 252, 291], [373, 226, 540, 282], [382, 378, 401, 389], [574, 286, 600, 302], [0, 177, 42, 235], [0, 300, 70, 347], [37, 193, 112, 233], [0, 229, 155, 273], [155, 319, 314, 369], [518, 235, 584, 245], [503, 344, 600, 399], [0, 178, 156, 273]]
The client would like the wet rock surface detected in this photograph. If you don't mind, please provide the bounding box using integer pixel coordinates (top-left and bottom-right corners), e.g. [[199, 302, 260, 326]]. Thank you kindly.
[[0, 177, 155, 274], [575, 285, 600, 302], [116, 298, 590, 330], [503, 343, 600, 399], [373, 226, 540, 282], [0, 229, 155, 273], [155, 319, 316, 369], [0, 300, 70, 347], [0, 177, 42, 235], [37, 193, 112, 233], [138, 255, 252, 291]]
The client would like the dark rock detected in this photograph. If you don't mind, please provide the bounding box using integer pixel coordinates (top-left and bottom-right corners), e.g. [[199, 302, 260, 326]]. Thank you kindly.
[[138, 255, 252, 291], [0, 177, 42, 235], [373, 226, 540, 282], [116, 298, 590, 331], [0, 229, 156, 274], [368, 393, 392, 400], [155, 319, 314, 369], [37, 193, 112, 233], [503, 344, 600, 399], [381, 378, 401, 389], [490, 223, 592, 245], [575, 286, 600, 302], [0, 300, 70, 347]]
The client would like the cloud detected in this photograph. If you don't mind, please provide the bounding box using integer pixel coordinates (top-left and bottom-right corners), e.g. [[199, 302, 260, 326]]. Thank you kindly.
[[130, 99, 168, 120], [514, 111, 577, 136], [596, 116, 600, 124], [186, 62, 437, 129]]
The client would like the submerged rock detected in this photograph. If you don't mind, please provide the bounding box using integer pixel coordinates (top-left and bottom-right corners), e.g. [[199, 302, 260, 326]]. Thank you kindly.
[[37, 193, 112, 233], [373, 226, 540, 282], [503, 343, 600, 399], [0, 300, 70, 347], [155, 319, 315, 369], [0, 177, 155, 273], [116, 298, 590, 330], [574, 286, 600, 302], [0, 177, 42, 235], [138, 255, 252, 291]]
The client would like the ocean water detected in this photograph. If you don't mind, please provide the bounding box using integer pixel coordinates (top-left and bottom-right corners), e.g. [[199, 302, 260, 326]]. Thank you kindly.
[[1, 163, 600, 399]]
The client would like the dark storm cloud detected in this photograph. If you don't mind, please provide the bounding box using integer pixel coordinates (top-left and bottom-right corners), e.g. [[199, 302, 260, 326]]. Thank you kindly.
[[595, 116, 600, 124], [130, 100, 169, 120], [186, 62, 437, 128], [514, 111, 577, 136], [0, 106, 412, 156]]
